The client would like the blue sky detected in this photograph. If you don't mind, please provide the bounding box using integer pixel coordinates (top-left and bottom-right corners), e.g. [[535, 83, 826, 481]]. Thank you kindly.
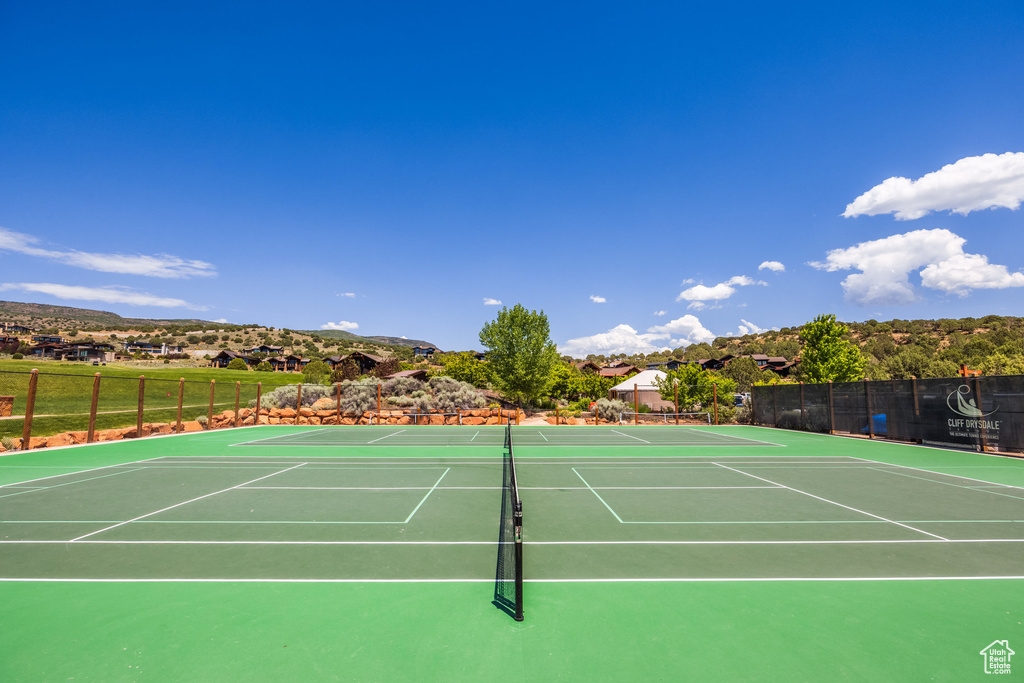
[[2, 2, 1023, 355]]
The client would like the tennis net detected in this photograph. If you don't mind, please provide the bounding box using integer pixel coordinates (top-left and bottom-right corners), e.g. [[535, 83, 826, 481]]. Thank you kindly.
[[493, 423, 524, 621]]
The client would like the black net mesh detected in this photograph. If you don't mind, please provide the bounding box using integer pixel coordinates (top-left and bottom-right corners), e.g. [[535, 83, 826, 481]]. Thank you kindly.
[[493, 424, 523, 620]]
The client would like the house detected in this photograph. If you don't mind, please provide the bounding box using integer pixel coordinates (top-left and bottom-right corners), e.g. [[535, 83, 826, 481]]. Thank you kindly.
[[268, 355, 304, 372], [472, 351, 486, 361], [698, 358, 728, 371], [598, 364, 638, 378], [574, 360, 600, 373], [609, 369, 675, 412], [386, 369, 429, 381], [63, 342, 116, 362], [32, 335, 64, 344], [412, 346, 437, 357], [0, 323, 31, 334], [123, 341, 185, 355], [28, 343, 66, 359], [646, 359, 689, 371], [0, 335, 19, 346], [345, 351, 383, 374], [244, 344, 284, 355], [210, 350, 259, 368]]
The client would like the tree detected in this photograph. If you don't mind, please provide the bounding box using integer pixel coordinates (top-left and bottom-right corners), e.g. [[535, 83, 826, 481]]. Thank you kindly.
[[434, 352, 491, 388], [652, 364, 735, 412], [799, 314, 866, 383], [303, 360, 331, 385], [718, 357, 762, 392], [478, 304, 560, 406]]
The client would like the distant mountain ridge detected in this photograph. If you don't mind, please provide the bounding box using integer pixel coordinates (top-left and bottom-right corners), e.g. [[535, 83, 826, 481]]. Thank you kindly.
[[0, 300, 437, 349]]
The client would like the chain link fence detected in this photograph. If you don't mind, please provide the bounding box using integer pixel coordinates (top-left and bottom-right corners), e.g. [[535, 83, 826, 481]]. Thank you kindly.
[[752, 376, 1024, 455]]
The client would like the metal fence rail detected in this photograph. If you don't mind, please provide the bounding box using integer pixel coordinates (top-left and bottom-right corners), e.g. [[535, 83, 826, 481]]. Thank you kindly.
[[752, 376, 1024, 455]]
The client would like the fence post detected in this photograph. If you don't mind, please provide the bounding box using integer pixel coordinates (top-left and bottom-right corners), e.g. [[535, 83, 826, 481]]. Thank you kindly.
[[296, 384, 302, 422], [674, 382, 679, 425], [772, 384, 778, 427], [208, 380, 215, 430], [799, 381, 805, 429], [911, 377, 920, 417], [21, 368, 39, 450], [555, 405, 560, 425], [377, 383, 382, 417], [713, 383, 719, 426], [827, 381, 835, 435], [457, 407, 462, 425], [136, 375, 146, 438], [176, 378, 185, 433], [87, 373, 101, 443], [865, 379, 874, 439], [234, 382, 241, 428], [973, 377, 988, 453], [335, 383, 341, 422], [256, 382, 262, 425], [516, 406, 520, 425], [634, 384, 639, 425]]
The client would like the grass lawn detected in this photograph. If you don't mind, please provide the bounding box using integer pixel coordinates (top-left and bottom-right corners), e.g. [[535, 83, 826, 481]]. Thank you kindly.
[[0, 359, 301, 439]]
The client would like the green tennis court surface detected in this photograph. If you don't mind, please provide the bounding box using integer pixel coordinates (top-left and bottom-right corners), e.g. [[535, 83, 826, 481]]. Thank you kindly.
[[2, 425, 1022, 680]]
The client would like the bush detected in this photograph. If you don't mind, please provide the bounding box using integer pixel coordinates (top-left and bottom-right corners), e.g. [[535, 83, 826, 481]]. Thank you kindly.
[[255, 361, 273, 372], [595, 398, 630, 422], [12, 353, 23, 360], [196, 415, 208, 429], [429, 376, 486, 412], [1, 436, 18, 451], [303, 360, 331, 385], [226, 358, 248, 371], [259, 384, 335, 410], [382, 377, 425, 397]]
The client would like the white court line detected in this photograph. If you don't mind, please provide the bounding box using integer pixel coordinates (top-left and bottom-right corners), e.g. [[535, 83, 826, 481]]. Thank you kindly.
[[868, 467, 1024, 501], [714, 463, 949, 541], [1, 576, 1023, 583], [0, 455, 169, 489], [610, 430, 650, 444], [225, 443, 776, 449], [69, 463, 308, 542], [403, 469, 450, 523], [855, 458, 1024, 491], [572, 468, 624, 523], [0, 468, 146, 500], [470, 431, 480, 441], [538, 431, 548, 441], [367, 430, 407, 444], [686, 428, 785, 447], [227, 429, 333, 446]]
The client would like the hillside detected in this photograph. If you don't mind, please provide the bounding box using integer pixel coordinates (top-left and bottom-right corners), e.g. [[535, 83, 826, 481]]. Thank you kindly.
[[582, 314, 1024, 381], [300, 330, 437, 350]]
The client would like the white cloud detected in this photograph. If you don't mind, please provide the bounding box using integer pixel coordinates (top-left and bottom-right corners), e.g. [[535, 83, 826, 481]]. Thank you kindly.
[[677, 275, 764, 307], [589, 295, 606, 303], [561, 315, 716, 356], [843, 152, 1024, 220], [653, 310, 666, 316], [212, 318, 229, 324], [0, 226, 216, 278], [737, 319, 776, 336], [336, 292, 356, 298], [758, 261, 785, 272], [483, 297, 502, 306], [561, 324, 670, 357], [320, 320, 359, 331], [810, 228, 1024, 305], [0, 282, 204, 309]]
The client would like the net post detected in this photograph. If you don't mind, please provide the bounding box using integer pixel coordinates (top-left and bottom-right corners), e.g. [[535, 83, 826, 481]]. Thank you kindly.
[[865, 379, 874, 439], [234, 381, 241, 428], [208, 380, 216, 430], [87, 372, 101, 443], [21, 368, 39, 450], [633, 384, 638, 425], [175, 377, 184, 433], [514, 504, 524, 622], [136, 375, 146, 438], [713, 383, 718, 425]]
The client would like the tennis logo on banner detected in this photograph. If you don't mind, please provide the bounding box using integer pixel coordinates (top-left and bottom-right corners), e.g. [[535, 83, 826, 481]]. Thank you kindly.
[[946, 384, 1000, 443], [980, 640, 1014, 674]]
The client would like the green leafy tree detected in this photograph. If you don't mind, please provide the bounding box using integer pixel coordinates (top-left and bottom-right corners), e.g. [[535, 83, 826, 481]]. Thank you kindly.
[[652, 364, 735, 412], [434, 352, 492, 388], [255, 361, 274, 372], [303, 360, 331, 385], [718, 357, 762, 392], [226, 358, 248, 371], [478, 304, 560, 406], [799, 314, 866, 383]]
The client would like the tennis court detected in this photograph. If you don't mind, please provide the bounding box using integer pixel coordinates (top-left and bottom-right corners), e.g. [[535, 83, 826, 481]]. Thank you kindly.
[[2, 425, 1022, 680]]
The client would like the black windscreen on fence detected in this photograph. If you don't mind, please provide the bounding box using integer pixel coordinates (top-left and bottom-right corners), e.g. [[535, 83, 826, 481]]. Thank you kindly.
[[752, 376, 1024, 455]]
